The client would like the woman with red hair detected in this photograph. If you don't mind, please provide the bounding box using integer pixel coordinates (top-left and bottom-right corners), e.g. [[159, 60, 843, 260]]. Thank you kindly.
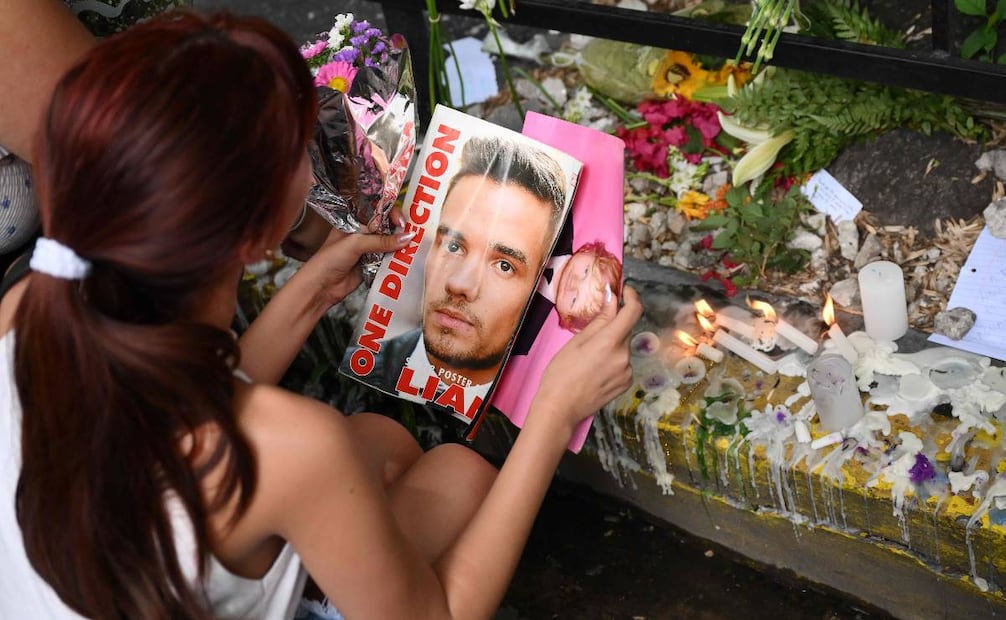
[[0, 9, 641, 619]]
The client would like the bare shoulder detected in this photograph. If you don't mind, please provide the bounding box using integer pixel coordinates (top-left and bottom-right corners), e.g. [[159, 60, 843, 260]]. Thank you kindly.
[[232, 384, 383, 529]]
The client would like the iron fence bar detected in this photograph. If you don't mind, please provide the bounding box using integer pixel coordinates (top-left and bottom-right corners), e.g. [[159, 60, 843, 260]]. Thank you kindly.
[[381, 0, 1006, 108]]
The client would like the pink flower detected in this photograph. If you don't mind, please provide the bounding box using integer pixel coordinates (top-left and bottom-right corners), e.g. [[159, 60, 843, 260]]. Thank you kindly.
[[314, 61, 358, 93], [300, 39, 327, 60]]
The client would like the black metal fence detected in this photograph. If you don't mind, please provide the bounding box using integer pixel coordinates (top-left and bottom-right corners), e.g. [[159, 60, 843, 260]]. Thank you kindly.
[[381, 0, 1006, 122]]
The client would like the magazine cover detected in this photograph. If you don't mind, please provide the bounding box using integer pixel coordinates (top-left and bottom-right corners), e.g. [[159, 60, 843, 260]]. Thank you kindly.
[[490, 112, 627, 453], [339, 105, 582, 426]]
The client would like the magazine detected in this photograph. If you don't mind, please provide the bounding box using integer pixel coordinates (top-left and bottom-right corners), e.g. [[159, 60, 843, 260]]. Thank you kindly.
[[491, 112, 627, 453], [338, 105, 582, 427]]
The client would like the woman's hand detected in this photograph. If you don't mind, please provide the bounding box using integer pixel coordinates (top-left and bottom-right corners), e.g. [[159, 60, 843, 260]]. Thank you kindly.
[[531, 286, 642, 434], [297, 225, 414, 309], [239, 225, 412, 384]]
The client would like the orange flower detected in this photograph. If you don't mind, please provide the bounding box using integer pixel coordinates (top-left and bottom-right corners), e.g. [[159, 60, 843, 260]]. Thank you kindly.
[[713, 61, 753, 89], [707, 184, 731, 214], [677, 190, 712, 219]]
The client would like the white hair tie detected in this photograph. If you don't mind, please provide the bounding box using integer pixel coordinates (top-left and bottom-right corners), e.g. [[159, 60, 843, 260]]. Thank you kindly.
[[29, 237, 92, 280]]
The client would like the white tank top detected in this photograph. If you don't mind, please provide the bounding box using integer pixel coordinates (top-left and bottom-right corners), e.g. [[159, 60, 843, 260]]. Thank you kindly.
[[0, 331, 308, 619]]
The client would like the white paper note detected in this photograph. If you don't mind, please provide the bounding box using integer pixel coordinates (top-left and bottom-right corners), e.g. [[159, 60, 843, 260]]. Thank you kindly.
[[929, 227, 1006, 361], [444, 37, 499, 107], [801, 169, 863, 223]]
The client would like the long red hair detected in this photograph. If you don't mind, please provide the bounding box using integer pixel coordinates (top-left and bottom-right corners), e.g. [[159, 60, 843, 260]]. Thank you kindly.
[[14, 11, 317, 619]]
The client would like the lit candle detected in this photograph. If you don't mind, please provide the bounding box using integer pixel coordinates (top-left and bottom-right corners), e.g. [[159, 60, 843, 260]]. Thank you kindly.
[[712, 329, 778, 374], [858, 260, 908, 342], [675, 330, 724, 363], [695, 299, 757, 340], [821, 294, 857, 364], [805, 353, 864, 432], [748, 299, 819, 356]]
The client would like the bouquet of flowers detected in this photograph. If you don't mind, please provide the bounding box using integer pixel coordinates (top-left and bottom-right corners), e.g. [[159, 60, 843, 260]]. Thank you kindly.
[[290, 13, 417, 274]]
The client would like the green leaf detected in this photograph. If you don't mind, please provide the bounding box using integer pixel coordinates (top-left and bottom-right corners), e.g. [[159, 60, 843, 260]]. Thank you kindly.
[[690, 214, 729, 230], [957, 0, 989, 16], [961, 28, 996, 58], [997, 0, 1006, 20], [711, 232, 735, 250]]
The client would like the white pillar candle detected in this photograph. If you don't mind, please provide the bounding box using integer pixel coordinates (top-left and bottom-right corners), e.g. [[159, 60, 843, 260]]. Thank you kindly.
[[696, 342, 724, 363], [858, 261, 908, 341], [806, 354, 864, 432], [826, 323, 858, 364], [712, 330, 777, 374], [773, 318, 819, 355]]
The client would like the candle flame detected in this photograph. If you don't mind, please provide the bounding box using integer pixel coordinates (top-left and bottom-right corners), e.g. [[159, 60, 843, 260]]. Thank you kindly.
[[747, 298, 776, 321], [676, 330, 699, 347], [694, 299, 715, 317], [697, 313, 715, 333], [822, 294, 836, 326]]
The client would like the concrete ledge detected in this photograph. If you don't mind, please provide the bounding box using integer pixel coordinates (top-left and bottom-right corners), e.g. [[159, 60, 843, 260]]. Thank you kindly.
[[473, 260, 1006, 620]]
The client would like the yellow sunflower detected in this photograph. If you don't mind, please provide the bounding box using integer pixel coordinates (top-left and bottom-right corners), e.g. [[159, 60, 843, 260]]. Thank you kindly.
[[651, 51, 710, 99]]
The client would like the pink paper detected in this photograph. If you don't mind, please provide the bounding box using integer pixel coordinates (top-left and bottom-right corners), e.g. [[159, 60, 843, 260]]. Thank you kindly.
[[491, 111, 625, 453]]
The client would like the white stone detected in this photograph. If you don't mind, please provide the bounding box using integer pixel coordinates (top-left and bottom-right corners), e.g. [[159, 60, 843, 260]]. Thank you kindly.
[[829, 278, 860, 308], [788, 229, 823, 252], [983, 197, 1006, 238], [837, 220, 859, 261]]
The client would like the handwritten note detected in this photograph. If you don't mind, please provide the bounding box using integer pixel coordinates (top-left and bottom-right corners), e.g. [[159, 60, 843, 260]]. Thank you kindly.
[[444, 37, 499, 107], [800, 169, 863, 223], [929, 227, 1006, 361]]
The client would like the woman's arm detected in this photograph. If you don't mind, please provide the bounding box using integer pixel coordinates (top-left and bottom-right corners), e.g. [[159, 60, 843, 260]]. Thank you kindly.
[[0, 0, 95, 158], [238, 229, 412, 384], [244, 287, 641, 619]]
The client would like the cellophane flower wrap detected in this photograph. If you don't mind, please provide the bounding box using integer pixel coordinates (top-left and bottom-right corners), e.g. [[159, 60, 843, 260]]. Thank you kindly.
[[301, 13, 418, 275]]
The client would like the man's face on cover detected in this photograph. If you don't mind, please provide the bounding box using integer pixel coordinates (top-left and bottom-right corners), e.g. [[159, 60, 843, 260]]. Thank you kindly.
[[423, 175, 553, 377]]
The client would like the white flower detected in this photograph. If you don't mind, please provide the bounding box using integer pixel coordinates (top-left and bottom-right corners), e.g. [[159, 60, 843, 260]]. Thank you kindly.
[[562, 86, 593, 123], [460, 0, 495, 12], [327, 12, 354, 50], [666, 149, 709, 199]]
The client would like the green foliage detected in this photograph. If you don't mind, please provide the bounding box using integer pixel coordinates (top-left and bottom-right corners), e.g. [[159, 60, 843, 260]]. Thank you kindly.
[[800, 0, 905, 47], [723, 67, 987, 178], [694, 398, 750, 480], [956, 0, 1006, 63], [690, 183, 813, 287]]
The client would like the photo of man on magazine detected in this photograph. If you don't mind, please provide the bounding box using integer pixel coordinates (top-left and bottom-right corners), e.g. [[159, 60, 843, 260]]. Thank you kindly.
[[340, 106, 581, 426]]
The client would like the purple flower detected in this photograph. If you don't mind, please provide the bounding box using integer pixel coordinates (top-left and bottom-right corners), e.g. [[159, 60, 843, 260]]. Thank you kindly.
[[372, 41, 387, 54], [332, 48, 359, 63], [908, 453, 936, 484], [351, 35, 369, 48], [352, 20, 371, 34], [365, 27, 382, 38], [775, 410, 786, 422]]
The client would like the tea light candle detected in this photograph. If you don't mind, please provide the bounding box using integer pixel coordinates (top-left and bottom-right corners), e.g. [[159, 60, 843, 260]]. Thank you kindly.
[[675, 356, 707, 384], [858, 261, 908, 342], [712, 329, 777, 374], [806, 354, 864, 432]]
